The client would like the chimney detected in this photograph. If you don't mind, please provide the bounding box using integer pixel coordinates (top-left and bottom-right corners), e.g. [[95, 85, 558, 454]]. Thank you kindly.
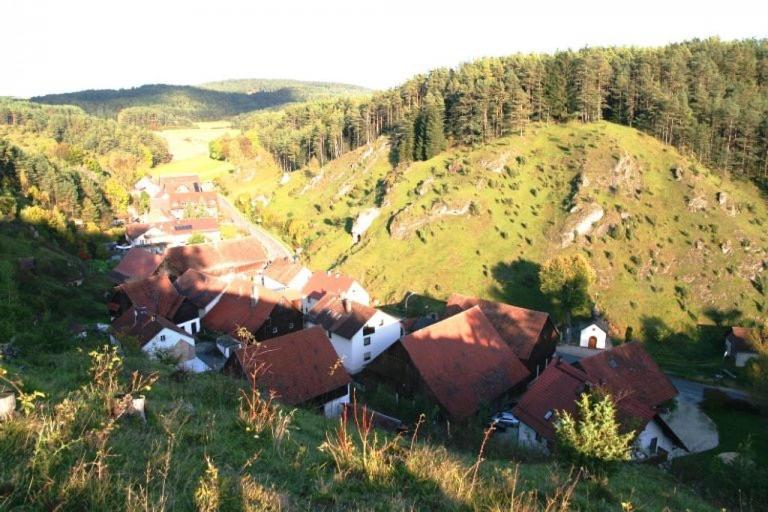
[[251, 283, 260, 307]]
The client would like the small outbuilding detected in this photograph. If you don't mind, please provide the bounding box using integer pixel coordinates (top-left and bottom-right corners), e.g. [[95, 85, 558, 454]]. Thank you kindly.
[[724, 327, 760, 367], [580, 323, 607, 350]]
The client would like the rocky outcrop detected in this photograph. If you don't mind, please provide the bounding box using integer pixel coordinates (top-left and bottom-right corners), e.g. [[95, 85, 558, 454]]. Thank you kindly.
[[561, 203, 605, 247], [351, 208, 380, 243], [389, 201, 471, 240]]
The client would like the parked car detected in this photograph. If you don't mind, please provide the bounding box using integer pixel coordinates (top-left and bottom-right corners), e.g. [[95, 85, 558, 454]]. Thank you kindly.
[[490, 411, 519, 432]]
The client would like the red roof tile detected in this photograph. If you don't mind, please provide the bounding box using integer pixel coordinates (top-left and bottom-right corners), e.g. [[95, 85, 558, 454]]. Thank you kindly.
[[117, 274, 184, 319], [445, 294, 554, 360], [125, 223, 150, 240], [110, 247, 163, 283], [262, 257, 307, 286], [513, 359, 657, 442], [164, 236, 268, 276], [166, 191, 218, 208], [173, 269, 228, 309], [302, 271, 360, 301], [202, 279, 285, 336], [111, 306, 191, 347], [234, 326, 350, 405], [577, 342, 677, 408], [513, 360, 591, 441], [400, 306, 530, 419], [159, 175, 201, 193]]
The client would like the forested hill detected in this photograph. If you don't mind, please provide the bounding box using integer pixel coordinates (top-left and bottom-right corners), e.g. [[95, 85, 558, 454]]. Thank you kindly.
[[239, 38, 768, 190], [30, 80, 370, 129]]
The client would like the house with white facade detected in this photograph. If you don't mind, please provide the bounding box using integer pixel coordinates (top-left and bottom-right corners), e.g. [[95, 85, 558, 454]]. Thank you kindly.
[[110, 306, 198, 365], [224, 326, 351, 417], [301, 271, 370, 312], [259, 257, 313, 292], [305, 295, 401, 374], [579, 323, 608, 350], [173, 269, 230, 318], [513, 345, 687, 460]]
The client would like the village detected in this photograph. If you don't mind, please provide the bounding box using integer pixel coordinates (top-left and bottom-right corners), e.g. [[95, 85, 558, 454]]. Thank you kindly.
[[105, 173, 762, 464]]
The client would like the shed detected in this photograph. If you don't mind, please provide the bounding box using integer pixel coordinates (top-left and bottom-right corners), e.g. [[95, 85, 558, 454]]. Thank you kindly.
[[579, 323, 607, 349]]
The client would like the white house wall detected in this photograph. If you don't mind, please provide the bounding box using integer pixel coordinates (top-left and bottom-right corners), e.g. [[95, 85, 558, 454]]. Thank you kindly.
[[287, 268, 312, 292], [323, 387, 350, 418], [635, 419, 684, 459], [579, 324, 607, 349], [346, 282, 371, 306], [735, 352, 758, 367], [142, 328, 195, 360], [177, 317, 201, 335], [517, 422, 550, 453]]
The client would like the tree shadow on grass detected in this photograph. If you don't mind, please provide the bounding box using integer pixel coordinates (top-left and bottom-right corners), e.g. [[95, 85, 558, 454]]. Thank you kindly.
[[488, 259, 552, 313], [702, 307, 743, 327]]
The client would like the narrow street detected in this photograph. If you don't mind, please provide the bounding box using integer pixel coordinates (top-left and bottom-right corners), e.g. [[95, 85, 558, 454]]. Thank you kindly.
[[217, 193, 293, 260]]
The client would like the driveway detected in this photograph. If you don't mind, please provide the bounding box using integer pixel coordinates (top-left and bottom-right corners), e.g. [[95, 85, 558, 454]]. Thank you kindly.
[[217, 194, 293, 260], [661, 396, 719, 453]]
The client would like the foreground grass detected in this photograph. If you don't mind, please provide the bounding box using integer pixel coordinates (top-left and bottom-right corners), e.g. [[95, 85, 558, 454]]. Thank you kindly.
[[0, 342, 715, 511]]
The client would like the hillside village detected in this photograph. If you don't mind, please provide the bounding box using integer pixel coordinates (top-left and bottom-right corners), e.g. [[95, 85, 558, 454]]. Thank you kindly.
[[103, 173, 744, 464]]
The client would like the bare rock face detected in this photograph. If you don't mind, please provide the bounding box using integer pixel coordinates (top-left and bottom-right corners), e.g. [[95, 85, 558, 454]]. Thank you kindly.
[[351, 208, 381, 243], [717, 191, 728, 205], [672, 167, 684, 181], [0, 392, 15, 421], [416, 178, 434, 196], [561, 203, 605, 247], [389, 201, 471, 240], [721, 240, 732, 254], [688, 196, 708, 211]]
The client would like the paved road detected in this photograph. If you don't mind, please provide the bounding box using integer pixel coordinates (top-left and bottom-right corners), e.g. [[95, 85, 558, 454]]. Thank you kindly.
[[217, 194, 292, 260]]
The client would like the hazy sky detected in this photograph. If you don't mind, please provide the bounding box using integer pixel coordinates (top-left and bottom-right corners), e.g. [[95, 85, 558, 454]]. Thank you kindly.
[[2, 0, 766, 97]]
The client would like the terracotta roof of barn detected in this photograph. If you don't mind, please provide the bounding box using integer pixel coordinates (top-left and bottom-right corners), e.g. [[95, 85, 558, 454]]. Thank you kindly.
[[512, 359, 657, 443], [727, 327, 760, 354], [512, 360, 592, 441], [262, 257, 307, 286], [400, 306, 530, 419], [577, 342, 677, 408], [202, 279, 288, 337], [233, 326, 350, 406], [117, 273, 184, 319], [173, 269, 228, 309], [164, 236, 268, 276], [445, 294, 554, 360], [307, 295, 378, 339], [125, 223, 151, 240], [159, 175, 201, 193], [302, 271, 360, 301], [109, 247, 163, 283], [111, 306, 191, 347]]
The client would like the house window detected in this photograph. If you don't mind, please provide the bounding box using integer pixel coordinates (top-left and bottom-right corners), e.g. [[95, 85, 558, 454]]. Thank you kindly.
[[535, 432, 542, 443], [543, 410, 553, 421], [272, 327, 278, 334], [192, 323, 198, 334], [379, 318, 384, 326], [328, 331, 332, 338], [649, 437, 658, 453], [160, 334, 166, 341], [400, 327, 404, 336], [288, 322, 294, 329], [363, 336, 371, 346], [363, 352, 371, 361]]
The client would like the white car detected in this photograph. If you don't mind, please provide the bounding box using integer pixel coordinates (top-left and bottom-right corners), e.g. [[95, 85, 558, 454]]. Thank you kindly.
[[490, 411, 519, 431]]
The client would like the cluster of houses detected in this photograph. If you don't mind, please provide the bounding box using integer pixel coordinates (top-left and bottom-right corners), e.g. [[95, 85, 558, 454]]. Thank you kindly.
[[125, 175, 222, 248], [106, 232, 700, 461]]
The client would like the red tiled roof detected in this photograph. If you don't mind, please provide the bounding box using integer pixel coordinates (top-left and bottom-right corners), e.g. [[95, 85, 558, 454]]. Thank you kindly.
[[159, 175, 201, 193], [400, 306, 530, 419], [263, 257, 307, 286], [302, 271, 360, 301], [111, 306, 191, 347], [164, 236, 268, 276], [117, 274, 184, 319], [167, 191, 218, 208], [307, 295, 377, 339], [173, 269, 228, 309], [512, 359, 657, 442], [445, 294, 554, 360], [202, 279, 284, 337], [727, 327, 759, 354], [125, 223, 150, 240], [110, 248, 163, 283], [513, 360, 591, 441], [234, 326, 350, 405], [577, 342, 677, 408]]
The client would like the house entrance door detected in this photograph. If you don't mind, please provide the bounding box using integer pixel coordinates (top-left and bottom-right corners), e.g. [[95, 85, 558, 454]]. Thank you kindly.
[[588, 336, 597, 349]]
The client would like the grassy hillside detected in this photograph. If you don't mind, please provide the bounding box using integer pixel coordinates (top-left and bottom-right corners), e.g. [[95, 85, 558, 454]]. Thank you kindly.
[[31, 81, 369, 127], [0, 220, 716, 511], [258, 122, 768, 376]]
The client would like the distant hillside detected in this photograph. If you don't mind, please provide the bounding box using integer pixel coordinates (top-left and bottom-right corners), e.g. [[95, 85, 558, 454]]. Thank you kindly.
[[253, 122, 768, 377], [199, 78, 370, 96], [30, 80, 370, 128]]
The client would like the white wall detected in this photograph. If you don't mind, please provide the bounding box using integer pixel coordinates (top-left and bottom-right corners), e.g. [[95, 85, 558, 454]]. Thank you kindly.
[[579, 324, 607, 349], [517, 422, 550, 454], [323, 386, 350, 418], [635, 419, 684, 460], [287, 268, 312, 292], [308, 310, 402, 374], [177, 317, 201, 336], [735, 352, 758, 368], [142, 328, 195, 360], [260, 274, 287, 291], [346, 282, 370, 306]]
